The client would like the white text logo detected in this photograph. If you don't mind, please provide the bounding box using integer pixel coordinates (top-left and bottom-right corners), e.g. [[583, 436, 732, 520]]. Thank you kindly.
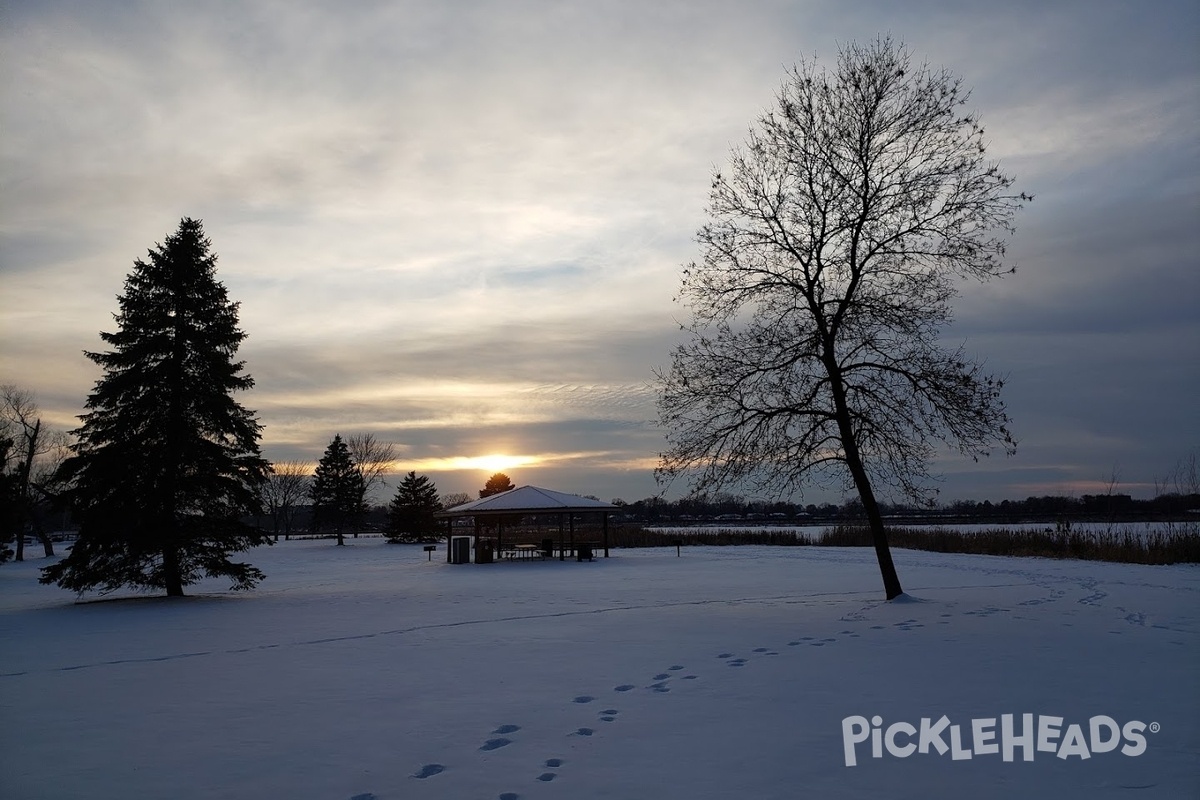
[[841, 714, 1158, 767]]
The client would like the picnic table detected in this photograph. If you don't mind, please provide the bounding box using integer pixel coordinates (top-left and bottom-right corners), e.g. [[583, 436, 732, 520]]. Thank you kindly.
[[503, 543, 543, 560], [550, 542, 599, 561], [497, 542, 600, 561]]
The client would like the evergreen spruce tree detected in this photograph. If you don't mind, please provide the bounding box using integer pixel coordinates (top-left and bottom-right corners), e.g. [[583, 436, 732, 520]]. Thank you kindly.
[[479, 472, 515, 498], [309, 434, 365, 546], [386, 471, 441, 543], [41, 218, 270, 596]]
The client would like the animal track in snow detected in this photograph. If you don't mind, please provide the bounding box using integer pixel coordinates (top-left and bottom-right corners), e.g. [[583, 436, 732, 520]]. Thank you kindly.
[[412, 764, 444, 779]]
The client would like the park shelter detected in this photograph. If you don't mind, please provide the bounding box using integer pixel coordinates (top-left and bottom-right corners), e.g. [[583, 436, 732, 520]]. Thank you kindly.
[[434, 486, 616, 562]]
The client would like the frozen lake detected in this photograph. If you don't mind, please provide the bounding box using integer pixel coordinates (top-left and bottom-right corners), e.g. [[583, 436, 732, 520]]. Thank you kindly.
[[649, 520, 1195, 540]]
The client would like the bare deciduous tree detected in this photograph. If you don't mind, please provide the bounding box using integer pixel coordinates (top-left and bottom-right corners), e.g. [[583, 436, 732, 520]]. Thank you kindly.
[[261, 460, 310, 541], [346, 433, 396, 501], [1, 384, 67, 561], [345, 433, 395, 539], [440, 492, 470, 509], [1156, 450, 1199, 537], [656, 39, 1029, 599]]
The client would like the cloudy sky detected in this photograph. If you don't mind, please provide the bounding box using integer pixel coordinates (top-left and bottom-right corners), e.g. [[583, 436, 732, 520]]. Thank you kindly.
[[2, 0, 1197, 505]]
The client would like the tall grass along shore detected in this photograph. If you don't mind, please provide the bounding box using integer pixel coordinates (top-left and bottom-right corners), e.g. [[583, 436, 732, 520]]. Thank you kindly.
[[616, 523, 1200, 565]]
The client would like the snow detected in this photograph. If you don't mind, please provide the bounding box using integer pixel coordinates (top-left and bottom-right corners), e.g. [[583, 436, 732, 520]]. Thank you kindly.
[[440, 485, 616, 515], [2, 540, 1197, 799]]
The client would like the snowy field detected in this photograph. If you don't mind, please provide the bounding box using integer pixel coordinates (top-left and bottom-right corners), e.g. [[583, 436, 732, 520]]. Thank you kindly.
[[2, 540, 1197, 800]]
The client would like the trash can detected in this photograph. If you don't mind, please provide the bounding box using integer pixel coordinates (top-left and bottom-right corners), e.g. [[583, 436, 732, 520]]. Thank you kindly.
[[576, 544, 593, 562], [475, 538, 494, 564], [450, 536, 471, 564]]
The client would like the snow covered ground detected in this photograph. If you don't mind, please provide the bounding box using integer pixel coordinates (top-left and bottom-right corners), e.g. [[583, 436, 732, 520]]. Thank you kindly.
[[2, 540, 1197, 799]]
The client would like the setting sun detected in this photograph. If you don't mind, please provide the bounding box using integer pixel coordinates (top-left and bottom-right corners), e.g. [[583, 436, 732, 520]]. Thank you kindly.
[[410, 453, 543, 474], [469, 453, 540, 473]]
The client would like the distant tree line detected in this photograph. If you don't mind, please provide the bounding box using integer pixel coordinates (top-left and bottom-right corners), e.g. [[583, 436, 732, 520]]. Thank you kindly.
[[611, 491, 1200, 526]]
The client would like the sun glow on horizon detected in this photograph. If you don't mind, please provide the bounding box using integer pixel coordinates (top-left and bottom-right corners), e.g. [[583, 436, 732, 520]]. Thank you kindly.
[[408, 453, 544, 474]]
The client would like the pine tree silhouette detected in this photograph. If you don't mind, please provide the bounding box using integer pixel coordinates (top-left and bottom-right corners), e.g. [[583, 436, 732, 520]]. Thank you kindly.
[[42, 218, 269, 596], [310, 434, 366, 546]]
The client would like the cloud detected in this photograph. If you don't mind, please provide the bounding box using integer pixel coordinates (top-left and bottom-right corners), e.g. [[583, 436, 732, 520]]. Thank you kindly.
[[3, 0, 1198, 504]]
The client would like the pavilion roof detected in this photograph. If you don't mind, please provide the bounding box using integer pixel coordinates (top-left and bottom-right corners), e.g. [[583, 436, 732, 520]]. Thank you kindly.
[[435, 485, 616, 517]]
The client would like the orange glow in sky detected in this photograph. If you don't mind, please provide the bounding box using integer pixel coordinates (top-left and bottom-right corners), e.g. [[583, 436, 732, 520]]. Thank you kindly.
[[408, 454, 544, 475]]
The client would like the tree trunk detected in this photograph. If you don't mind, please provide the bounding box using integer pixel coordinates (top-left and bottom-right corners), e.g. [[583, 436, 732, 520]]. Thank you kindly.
[[13, 419, 38, 563], [846, 454, 904, 600], [826, 360, 904, 599], [33, 519, 54, 557], [163, 543, 185, 597]]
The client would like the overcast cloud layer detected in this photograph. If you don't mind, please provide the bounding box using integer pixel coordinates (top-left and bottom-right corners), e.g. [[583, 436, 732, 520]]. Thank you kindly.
[[3, 0, 1197, 504]]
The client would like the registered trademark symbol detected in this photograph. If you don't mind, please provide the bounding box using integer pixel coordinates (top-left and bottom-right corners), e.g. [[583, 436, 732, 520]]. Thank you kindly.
[[1149, 722, 1161, 734]]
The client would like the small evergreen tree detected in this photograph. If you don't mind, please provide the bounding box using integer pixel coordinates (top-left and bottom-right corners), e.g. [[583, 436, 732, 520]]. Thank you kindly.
[[386, 471, 441, 543], [309, 434, 365, 546], [40, 218, 270, 596], [480, 472, 515, 498]]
